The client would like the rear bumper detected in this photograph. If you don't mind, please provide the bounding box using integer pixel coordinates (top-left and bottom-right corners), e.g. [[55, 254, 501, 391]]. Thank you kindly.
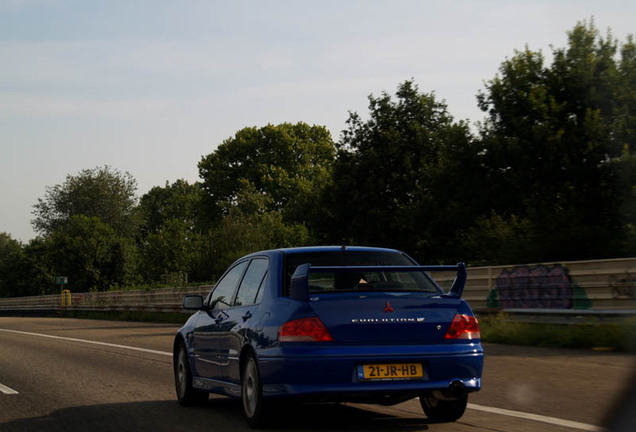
[[257, 342, 484, 399]]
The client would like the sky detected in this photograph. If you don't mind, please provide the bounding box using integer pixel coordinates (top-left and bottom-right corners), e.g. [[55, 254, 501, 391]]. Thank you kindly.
[[1, 0, 634, 242]]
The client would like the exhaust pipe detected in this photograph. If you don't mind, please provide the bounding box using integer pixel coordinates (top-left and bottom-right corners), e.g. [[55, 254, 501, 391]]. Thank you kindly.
[[431, 381, 467, 401]]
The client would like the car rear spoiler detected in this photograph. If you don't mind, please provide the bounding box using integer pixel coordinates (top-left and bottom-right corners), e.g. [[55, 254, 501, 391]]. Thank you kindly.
[[290, 263, 467, 301]]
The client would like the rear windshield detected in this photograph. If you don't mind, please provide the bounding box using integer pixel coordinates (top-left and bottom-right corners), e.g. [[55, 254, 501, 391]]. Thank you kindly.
[[284, 251, 442, 295]]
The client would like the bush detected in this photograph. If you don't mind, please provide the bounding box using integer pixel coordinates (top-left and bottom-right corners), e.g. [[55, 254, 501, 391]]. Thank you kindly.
[[479, 313, 636, 352]]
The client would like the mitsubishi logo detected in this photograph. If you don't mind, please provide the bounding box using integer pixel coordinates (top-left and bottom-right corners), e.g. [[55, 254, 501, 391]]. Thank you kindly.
[[383, 301, 394, 313]]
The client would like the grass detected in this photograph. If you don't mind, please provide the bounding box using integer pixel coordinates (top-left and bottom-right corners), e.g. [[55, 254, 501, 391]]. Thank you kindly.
[[53, 310, 636, 353], [479, 312, 636, 353]]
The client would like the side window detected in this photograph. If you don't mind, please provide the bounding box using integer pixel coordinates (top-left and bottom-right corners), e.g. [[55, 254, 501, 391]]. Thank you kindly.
[[209, 261, 248, 310], [234, 258, 268, 307]]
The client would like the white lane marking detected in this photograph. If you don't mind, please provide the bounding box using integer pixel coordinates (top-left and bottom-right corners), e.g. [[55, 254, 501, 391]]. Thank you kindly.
[[0, 328, 171, 357], [0, 328, 604, 430], [468, 403, 603, 431], [0, 383, 19, 394]]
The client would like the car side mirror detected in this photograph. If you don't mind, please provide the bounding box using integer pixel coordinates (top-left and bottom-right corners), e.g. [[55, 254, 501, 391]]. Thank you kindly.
[[183, 295, 206, 310]]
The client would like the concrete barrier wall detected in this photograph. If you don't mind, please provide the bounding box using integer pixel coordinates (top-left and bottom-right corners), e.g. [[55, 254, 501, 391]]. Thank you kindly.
[[1, 257, 634, 313], [431, 257, 636, 311]]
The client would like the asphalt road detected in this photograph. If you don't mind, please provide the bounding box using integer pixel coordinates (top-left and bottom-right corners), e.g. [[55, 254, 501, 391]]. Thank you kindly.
[[0, 317, 634, 432]]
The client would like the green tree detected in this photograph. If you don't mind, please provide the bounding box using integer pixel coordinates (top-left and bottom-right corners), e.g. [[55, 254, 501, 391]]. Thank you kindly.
[[474, 20, 634, 262], [322, 80, 484, 262], [198, 122, 336, 229], [138, 219, 200, 285], [0, 233, 25, 297], [21, 237, 55, 295], [49, 215, 137, 291], [615, 36, 636, 253], [208, 183, 309, 277], [137, 180, 205, 284], [617, 144, 636, 254], [138, 180, 202, 237], [0, 234, 57, 297], [32, 166, 139, 237]]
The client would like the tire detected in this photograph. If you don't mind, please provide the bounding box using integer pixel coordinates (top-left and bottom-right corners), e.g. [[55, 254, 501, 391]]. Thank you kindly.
[[241, 354, 269, 428], [420, 393, 467, 423], [174, 342, 209, 406]]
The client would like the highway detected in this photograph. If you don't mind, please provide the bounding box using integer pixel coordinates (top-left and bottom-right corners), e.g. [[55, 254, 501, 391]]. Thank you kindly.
[[0, 317, 633, 431]]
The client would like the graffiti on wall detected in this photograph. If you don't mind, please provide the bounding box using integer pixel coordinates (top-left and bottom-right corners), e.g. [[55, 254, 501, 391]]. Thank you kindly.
[[609, 273, 636, 299], [487, 264, 591, 309]]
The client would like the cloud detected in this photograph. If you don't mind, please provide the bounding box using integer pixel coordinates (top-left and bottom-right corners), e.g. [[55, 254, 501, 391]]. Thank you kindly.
[[0, 0, 50, 11], [235, 76, 397, 99], [0, 39, 231, 83], [255, 51, 294, 69], [0, 93, 170, 119]]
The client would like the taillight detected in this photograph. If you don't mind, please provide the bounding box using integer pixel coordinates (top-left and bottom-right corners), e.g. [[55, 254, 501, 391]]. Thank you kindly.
[[445, 314, 481, 340], [279, 317, 334, 342]]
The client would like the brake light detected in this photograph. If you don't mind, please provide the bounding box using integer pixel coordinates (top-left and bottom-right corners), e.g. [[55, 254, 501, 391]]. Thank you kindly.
[[445, 314, 480, 340], [279, 317, 334, 342]]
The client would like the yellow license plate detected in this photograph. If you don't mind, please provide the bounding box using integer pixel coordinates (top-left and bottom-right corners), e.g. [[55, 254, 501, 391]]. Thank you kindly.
[[360, 363, 424, 380]]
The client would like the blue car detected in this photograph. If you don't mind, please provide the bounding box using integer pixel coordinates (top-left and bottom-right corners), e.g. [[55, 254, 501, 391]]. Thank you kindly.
[[173, 246, 483, 427]]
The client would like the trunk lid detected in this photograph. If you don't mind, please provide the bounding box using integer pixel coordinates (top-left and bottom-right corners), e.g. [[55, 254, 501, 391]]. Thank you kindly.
[[308, 293, 461, 344]]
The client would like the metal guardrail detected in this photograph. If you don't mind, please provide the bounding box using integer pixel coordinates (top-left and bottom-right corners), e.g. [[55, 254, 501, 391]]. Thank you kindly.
[[0, 286, 213, 315], [1, 257, 635, 323]]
